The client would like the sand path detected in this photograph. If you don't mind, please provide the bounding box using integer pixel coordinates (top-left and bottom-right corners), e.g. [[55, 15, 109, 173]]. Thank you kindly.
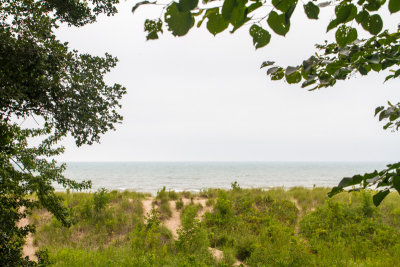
[[17, 207, 37, 262], [163, 198, 210, 239], [163, 200, 181, 239], [141, 198, 154, 220], [290, 198, 302, 234], [194, 198, 212, 219]]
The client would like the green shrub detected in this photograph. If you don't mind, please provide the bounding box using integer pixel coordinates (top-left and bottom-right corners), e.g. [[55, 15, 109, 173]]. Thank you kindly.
[[269, 199, 298, 226], [30, 189, 400, 266], [176, 205, 209, 253], [93, 188, 110, 212], [300, 200, 400, 262], [206, 198, 214, 207], [181, 191, 192, 199], [176, 198, 184, 210], [156, 186, 168, 203], [168, 190, 178, 200], [206, 192, 234, 226], [235, 235, 256, 261], [159, 201, 172, 220], [231, 181, 241, 191]]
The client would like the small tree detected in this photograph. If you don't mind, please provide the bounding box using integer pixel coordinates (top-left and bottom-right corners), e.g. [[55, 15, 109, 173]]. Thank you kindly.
[[134, 0, 400, 205], [1, 0, 125, 264]]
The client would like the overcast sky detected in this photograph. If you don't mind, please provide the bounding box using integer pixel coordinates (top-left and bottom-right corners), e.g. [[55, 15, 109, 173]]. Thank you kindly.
[[55, 1, 400, 162]]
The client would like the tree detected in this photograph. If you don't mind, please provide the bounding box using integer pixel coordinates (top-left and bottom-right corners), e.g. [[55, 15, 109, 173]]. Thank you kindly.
[[0, 0, 125, 265], [134, 0, 400, 205]]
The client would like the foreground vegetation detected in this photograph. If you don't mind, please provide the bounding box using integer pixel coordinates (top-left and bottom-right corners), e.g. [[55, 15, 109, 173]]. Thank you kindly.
[[30, 186, 400, 266]]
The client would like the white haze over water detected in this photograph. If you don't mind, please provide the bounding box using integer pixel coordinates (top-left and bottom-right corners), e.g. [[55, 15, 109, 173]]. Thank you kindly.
[[60, 162, 389, 194]]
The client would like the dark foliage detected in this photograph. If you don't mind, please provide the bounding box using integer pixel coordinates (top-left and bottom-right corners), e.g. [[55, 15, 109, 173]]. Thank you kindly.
[[0, 0, 125, 265]]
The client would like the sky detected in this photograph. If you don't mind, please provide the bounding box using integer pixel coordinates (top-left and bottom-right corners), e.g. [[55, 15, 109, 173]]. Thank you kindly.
[[55, 1, 400, 162]]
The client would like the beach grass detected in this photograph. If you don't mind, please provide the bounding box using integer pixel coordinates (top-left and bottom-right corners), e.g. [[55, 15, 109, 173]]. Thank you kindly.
[[30, 187, 400, 266]]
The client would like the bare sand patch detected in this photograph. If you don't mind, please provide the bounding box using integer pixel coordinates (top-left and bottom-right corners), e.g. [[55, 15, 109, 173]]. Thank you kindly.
[[17, 207, 37, 262], [141, 197, 154, 219], [193, 198, 212, 219], [163, 200, 181, 239], [209, 247, 224, 261]]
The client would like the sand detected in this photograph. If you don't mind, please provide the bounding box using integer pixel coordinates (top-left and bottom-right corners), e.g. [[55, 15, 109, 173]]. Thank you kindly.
[[17, 207, 37, 262]]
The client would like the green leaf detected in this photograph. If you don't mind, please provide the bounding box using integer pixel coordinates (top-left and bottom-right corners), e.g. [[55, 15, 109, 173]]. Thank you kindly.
[[326, 61, 343, 75], [247, 1, 262, 13], [375, 106, 384, 116], [393, 175, 400, 194], [304, 1, 320, 19], [368, 14, 383, 35], [389, 0, 400, 13], [301, 78, 316, 88], [379, 109, 387, 121], [267, 66, 280, 75], [267, 11, 290, 36], [365, 0, 386, 11], [222, 0, 248, 27], [335, 25, 358, 47], [302, 56, 317, 72], [268, 67, 285, 80], [285, 66, 298, 76], [271, 71, 285, 80], [285, 71, 302, 84], [384, 74, 394, 82], [249, 25, 271, 49], [355, 10, 370, 24], [328, 186, 343, 197], [284, 3, 296, 23], [144, 19, 163, 40], [338, 175, 364, 188], [327, 19, 338, 32], [165, 3, 194, 36], [272, 0, 297, 13], [222, 0, 236, 20], [335, 3, 357, 24], [260, 61, 275, 68], [370, 63, 382, 72], [230, 0, 247, 27], [207, 11, 229, 36], [177, 0, 199, 12], [373, 190, 390, 206], [197, 8, 217, 28]]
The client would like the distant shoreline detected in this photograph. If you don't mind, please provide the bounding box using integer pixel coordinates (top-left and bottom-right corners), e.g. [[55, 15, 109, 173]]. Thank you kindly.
[[56, 161, 388, 194]]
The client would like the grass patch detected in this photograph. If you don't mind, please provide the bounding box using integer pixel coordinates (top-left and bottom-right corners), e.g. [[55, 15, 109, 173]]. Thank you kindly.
[[31, 187, 400, 266]]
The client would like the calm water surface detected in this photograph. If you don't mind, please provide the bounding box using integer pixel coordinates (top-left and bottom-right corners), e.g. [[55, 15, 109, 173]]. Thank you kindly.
[[59, 162, 388, 194]]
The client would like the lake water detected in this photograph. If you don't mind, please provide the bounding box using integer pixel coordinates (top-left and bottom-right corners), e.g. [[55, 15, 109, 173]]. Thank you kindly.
[[58, 162, 389, 194]]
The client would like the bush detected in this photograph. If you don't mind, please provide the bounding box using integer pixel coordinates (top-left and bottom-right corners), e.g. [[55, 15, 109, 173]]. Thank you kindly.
[[206, 198, 214, 207], [93, 188, 110, 212], [176, 205, 209, 253], [168, 190, 178, 200], [175, 198, 184, 210], [235, 235, 256, 261], [158, 202, 172, 220], [300, 200, 400, 262], [156, 186, 168, 203], [206, 192, 234, 226]]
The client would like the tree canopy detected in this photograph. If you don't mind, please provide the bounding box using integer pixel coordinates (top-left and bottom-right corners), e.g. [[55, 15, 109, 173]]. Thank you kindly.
[[0, 0, 124, 265], [134, 0, 400, 205]]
